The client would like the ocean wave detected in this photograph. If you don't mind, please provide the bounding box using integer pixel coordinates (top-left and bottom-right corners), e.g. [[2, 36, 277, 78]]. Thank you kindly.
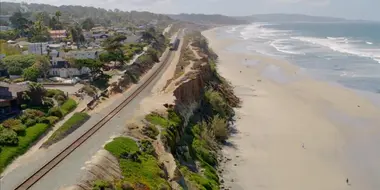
[[240, 23, 289, 40], [366, 41, 373, 45], [270, 39, 305, 55], [292, 36, 380, 63]]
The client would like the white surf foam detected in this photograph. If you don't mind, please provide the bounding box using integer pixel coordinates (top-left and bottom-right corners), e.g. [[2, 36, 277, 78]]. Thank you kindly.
[[270, 39, 305, 55], [240, 23, 289, 40], [292, 36, 380, 63], [366, 41, 373, 45]]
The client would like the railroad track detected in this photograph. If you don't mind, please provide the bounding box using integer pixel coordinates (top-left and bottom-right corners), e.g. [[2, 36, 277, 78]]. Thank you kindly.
[[15, 50, 174, 190]]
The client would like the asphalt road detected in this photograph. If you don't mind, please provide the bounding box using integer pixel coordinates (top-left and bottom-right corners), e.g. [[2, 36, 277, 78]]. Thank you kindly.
[[0, 47, 175, 190]]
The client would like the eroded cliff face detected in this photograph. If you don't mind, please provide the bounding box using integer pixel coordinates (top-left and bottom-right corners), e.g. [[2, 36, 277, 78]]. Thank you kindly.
[[62, 150, 122, 190], [173, 62, 212, 106]]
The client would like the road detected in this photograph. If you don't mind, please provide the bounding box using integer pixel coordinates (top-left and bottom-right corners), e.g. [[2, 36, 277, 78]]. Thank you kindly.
[[0, 46, 177, 190]]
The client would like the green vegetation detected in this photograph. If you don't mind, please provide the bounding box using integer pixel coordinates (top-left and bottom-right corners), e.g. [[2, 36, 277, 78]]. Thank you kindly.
[[103, 137, 169, 189], [0, 93, 77, 172], [0, 123, 49, 173], [141, 124, 159, 140], [44, 112, 90, 147], [60, 98, 78, 115], [0, 40, 21, 56]]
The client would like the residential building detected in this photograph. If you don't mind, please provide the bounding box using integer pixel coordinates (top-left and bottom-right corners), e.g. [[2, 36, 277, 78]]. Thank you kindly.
[[28, 43, 48, 55], [49, 30, 67, 41], [49, 59, 91, 78], [49, 51, 95, 78], [0, 82, 27, 117]]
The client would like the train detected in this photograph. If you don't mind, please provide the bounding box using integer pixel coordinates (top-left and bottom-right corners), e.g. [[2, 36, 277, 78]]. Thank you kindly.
[[169, 35, 180, 51]]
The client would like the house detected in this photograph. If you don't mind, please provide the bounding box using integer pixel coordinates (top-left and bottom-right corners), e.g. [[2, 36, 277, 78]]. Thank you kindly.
[[49, 51, 95, 78], [28, 43, 48, 55], [0, 82, 27, 117], [49, 59, 91, 78], [49, 30, 67, 41]]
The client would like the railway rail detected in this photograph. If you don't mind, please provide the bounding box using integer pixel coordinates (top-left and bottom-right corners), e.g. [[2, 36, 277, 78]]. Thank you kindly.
[[14, 50, 173, 190]]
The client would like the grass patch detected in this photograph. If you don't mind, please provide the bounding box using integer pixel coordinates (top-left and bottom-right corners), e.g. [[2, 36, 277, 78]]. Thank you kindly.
[[60, 98, 77, 115], [0, 123, 49, 173], [145, 113, 169, 127], [43, 112, 90, 147], [104, 137, 169, 189], [104, 137, 139, 158]]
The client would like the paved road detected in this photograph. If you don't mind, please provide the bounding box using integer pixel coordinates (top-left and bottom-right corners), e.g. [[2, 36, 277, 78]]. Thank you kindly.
[[0, 47, 176, 190]]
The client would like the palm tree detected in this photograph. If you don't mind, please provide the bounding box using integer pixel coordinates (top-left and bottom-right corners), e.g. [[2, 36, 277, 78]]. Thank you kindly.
[[27, 82, 46, 106], [55, 11, 61, 22]]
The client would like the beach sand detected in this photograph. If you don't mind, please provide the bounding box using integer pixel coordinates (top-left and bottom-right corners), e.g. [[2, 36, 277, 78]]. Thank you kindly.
[[203, 28, 380, 190]]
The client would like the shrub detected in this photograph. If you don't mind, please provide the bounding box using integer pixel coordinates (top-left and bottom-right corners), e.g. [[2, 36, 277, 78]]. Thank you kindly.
[[210, 116, 228, 142], [205, 90, 229, 117], [46, 116, 60, 125], [2, 119, 22, 129], [54, 94, 66, 105], [0, 128, 18, 146], [142, 124, 159, 139], [46, 89, 65, 98], [37, 117, 50, 124], [25, 119, 37, 127], [22, 109, 45, 121], [43, 98, 54, 107], [48, 107, 63, 118], [44, 113, 90, 146], [60, 99, 77, 115], [11, 125, 26, 135], [21, 104, 27, 110], [0, 123, 49, 173]]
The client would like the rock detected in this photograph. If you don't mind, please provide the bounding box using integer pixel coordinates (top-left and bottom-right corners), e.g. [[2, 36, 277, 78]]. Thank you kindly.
[[234, 164, 237, 166], [236, 155, 239, 158], [220, 179, 224, 183], [231, 179, 234, 182]]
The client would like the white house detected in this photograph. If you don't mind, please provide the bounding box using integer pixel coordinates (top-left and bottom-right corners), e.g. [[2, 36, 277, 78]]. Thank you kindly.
[[49, 51, 93, 78]]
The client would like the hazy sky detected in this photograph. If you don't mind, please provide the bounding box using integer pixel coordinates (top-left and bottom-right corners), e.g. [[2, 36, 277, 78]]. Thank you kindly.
[[6, 0, 379, 21]]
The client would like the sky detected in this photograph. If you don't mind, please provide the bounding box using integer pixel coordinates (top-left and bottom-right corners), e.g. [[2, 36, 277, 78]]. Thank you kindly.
[[6, 0, 380, 21]]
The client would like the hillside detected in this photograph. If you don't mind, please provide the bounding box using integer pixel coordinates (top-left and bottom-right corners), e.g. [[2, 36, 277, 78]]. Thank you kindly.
[[0, 2, 173, 27], [240, 14, 347, 23], [168, 13, 249, 26]]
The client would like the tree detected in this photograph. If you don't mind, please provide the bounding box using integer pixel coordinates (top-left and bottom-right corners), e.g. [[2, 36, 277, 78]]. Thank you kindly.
[[23, 66, 41, 82], [55, 11, 61, 22], [102, 35, 127, 66], [81, 18, 95, 31], [69, 24, 85, 49], [26, 82, 46, 106], [33, 56, 51, 79], [9, 11, 30, 37], [30, 14, 50, 42], [74, 59, 103, 77], [2, 54, 37, 69]]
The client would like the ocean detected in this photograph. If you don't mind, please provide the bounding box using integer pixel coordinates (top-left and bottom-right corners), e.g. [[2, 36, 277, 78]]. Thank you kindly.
[[219, 22, 380, 98]]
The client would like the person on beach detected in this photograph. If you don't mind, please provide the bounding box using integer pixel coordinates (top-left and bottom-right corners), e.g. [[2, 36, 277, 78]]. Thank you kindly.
[[346, 178, 350, 186], [302, 143, 305, 149]]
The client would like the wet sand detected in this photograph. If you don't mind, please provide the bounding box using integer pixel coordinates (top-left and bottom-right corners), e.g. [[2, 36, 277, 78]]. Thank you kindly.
[[203, 28, 380, 190]]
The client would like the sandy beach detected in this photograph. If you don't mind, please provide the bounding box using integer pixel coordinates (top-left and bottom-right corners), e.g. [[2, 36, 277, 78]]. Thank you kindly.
[[202, 28, 380, 190]]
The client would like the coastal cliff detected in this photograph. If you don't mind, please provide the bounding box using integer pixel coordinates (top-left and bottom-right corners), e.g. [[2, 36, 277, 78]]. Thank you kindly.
[[65, 31, 239, 190]]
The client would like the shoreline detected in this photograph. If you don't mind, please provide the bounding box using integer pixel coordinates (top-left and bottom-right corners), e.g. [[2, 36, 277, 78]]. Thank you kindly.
[[203, 27, 380, 190]]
